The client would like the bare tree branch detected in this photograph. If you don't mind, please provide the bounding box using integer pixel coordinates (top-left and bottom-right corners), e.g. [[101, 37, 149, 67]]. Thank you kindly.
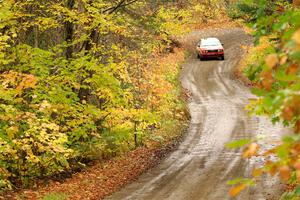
[[103, 0, 140, 14]]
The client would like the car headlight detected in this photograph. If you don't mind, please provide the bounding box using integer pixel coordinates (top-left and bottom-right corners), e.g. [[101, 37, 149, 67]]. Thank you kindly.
[[218, 49, 223, 52]]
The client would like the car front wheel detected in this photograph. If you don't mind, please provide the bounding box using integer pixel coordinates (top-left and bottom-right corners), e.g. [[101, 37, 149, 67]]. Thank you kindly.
[[198, 54, 204, 61]]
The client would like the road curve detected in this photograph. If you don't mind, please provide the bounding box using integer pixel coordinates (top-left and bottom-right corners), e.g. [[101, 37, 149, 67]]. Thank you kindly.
[[106, 28, 286, 200]]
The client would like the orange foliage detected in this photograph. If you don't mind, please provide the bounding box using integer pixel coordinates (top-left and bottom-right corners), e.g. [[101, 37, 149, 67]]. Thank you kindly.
[[229, 184, 247, 197], [1, 71, 38, 93]]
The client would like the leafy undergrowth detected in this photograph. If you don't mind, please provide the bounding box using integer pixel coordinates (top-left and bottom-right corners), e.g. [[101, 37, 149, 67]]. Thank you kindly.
[[1, 46, 189, 200], [0, 1, 195, 191], [234, 36, 271, 86], [191, 13, 244, 30]]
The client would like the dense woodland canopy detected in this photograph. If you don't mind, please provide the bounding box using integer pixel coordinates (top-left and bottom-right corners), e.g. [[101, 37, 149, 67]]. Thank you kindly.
[[0, 0, 226, 190]]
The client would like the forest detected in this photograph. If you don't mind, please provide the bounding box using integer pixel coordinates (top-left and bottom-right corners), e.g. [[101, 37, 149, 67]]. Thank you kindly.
[[0, 0, 224, 193], [2, 0, 300, 199]]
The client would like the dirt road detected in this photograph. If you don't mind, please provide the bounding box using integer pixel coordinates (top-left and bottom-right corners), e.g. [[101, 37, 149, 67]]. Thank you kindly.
[[106, 28, 286, 200]]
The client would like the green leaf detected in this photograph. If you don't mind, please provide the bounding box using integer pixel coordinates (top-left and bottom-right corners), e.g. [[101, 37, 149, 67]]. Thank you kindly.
[[227, 178, 255, 186], [251, 88, 266, 96], [295, 186, 300, 196], [226, 139, 252, 149]]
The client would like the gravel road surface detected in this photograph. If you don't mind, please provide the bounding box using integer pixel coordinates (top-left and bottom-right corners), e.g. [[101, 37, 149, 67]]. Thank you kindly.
[[106, 28, 286, 200]]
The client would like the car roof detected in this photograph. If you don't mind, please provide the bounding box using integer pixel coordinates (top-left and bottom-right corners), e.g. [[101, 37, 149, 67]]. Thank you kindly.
[[199, 38, 221, 46]]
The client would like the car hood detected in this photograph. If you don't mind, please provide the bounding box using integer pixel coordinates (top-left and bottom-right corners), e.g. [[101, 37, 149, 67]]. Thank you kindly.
[[200, 45, 223, 50]]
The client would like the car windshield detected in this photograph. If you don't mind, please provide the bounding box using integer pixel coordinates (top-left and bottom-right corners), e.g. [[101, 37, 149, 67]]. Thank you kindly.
[[201, 39, 220, 47]]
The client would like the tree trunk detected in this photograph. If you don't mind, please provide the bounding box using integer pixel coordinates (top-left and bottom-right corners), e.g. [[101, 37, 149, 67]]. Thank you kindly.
[[84, 29, 99, 53], [65, 0, 75, 58], [33, 25, 39, 48]]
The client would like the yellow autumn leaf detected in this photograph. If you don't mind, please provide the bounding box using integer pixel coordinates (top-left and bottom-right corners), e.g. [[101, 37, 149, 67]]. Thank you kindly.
[[16, 74, 37, 93], [280, 55, 288, 65], [293, 161, 300, 170], [292, 29, 300, 44], [296, 170, 300, 183], [240, 45, 248, 50], [265, 54, 279, 69], [39, 100, 51, 110], [42, 123, 59, 131], [6, 126, 19, 140], [229, 183, 247, 197], [252, 168, 263, 177], [243, 143, 260, 158]]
